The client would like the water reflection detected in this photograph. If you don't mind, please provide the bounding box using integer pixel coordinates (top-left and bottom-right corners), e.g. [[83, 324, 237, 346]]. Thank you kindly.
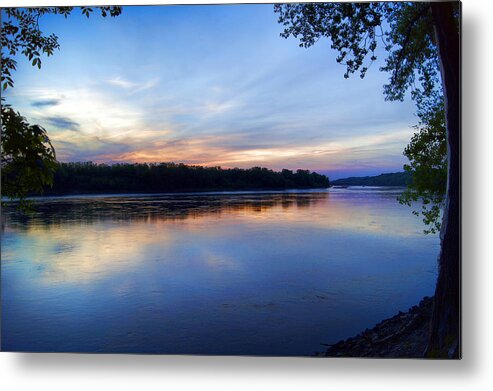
[[4, 192, 328, 228], [1, 189, 439, 355]]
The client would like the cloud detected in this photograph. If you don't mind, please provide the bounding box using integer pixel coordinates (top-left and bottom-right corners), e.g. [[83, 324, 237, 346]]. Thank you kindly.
[[107, 77, 160, 94], [53, 126, 409, 175], [44, 116, 80, 131], [52, 136, 133, 163], [18, 86, 147, 135], [107, 77, 136, 89], [31, 98, 61, 108]]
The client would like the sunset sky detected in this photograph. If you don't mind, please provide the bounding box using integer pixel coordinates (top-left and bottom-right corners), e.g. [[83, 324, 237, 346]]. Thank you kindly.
[[5, 4, 418, 179]]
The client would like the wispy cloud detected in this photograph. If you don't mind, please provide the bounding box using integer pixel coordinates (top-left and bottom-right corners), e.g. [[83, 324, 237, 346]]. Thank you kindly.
[[52, 135, 132, 162], [107, 77, 136, 89], [31, 98, 61, 108], [49, 126, 410, 173], [44, 115, 80, 131], [107, 77, 160, 94]]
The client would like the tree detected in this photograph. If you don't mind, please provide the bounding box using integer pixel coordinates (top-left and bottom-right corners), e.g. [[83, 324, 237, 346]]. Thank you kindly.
[[32, 162, 329, 195], [1, 6, 122, 204], [1, 104, 57, 210], [398, 95, 447, 235], [275, 1, 460, 358]]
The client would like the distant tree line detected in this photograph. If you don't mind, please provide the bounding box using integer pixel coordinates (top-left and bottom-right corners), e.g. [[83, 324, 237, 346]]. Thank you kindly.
[[330, 172, 412, 187], [41, 162, 330, 195]]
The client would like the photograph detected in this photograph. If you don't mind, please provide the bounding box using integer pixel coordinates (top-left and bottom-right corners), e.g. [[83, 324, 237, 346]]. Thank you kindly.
[[1, 1, 460, 359]]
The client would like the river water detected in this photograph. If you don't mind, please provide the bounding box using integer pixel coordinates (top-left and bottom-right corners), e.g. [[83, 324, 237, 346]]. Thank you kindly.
[[1, 188, 439, 355]]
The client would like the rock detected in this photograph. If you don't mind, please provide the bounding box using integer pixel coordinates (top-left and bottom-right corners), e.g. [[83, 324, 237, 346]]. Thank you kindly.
[[323, 297, 433, 358]]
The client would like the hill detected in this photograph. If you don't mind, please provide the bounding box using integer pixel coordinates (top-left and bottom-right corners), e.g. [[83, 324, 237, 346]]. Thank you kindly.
[[331, 172, 412, 187]]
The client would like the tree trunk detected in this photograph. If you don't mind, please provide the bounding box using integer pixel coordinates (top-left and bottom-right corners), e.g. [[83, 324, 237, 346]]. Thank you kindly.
[[426, 2, 461, 359]]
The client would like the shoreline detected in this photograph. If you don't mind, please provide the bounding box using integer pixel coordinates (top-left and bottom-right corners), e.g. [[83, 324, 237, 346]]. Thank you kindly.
[[318, 297, 433, 358]]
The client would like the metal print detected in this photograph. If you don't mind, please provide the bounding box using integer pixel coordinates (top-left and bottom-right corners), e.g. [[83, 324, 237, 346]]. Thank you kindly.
[[0, 2, 461, 358]]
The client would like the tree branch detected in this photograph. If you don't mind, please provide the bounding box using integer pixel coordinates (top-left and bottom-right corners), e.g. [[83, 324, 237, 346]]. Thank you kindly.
[[392, 3, 431, 85]]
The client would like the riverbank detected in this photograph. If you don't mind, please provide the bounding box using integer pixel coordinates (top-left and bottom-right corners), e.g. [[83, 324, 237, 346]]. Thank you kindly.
[[319, 296, 433, 358]]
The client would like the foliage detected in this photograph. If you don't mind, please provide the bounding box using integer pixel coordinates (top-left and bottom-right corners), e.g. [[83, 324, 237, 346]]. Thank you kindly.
[[1, 105, 57, 210], [37, 162, 330, 195], [398, 97, 447, 234], [274, 2, 442, 103]]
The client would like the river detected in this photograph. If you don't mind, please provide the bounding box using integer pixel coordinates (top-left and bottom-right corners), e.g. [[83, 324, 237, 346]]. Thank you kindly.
[[1, 187, 439, 355]]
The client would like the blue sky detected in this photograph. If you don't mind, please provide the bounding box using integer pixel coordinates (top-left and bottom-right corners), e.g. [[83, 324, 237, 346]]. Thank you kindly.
[[5, 4, 417, 179]]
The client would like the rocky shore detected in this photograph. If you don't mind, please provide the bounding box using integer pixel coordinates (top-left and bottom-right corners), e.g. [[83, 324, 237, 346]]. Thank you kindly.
[[319, 296, 433, 358]]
